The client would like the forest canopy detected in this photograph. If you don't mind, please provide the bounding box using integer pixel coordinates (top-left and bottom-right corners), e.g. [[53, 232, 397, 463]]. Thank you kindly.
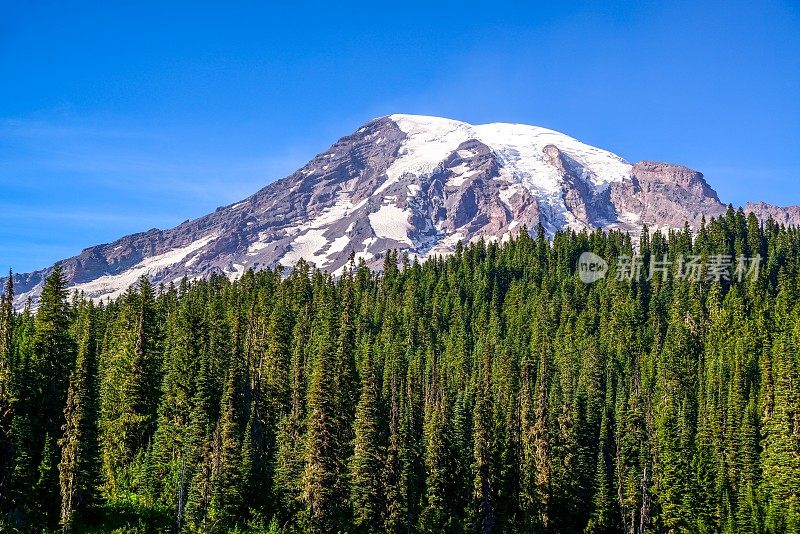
[[0, 208, 799, 533]]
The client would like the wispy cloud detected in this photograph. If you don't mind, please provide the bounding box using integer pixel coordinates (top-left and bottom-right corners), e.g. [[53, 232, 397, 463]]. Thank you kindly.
[[0, 204, 176, 226], [0, 117, 165, 141], [0, 114, 319, 272], [0, 115, 309, 205]]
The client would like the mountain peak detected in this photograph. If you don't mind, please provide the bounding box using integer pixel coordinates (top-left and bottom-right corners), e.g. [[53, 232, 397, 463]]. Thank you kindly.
[[4, 115, 798, 308]]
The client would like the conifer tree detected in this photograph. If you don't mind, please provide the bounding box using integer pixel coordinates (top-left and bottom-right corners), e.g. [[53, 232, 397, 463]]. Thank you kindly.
[[33, 265, 75, 434], [303, 291, 344, 533], [419, 381, 458, 533], [472, 342, 496, 533], [349, 345, 384, 532], [30, 265, 75, 528], [383, 377, 405, 532], [272, 307, 310, 524], [99, 278, 159, 495], [210, 353, 245, 527], [184, 345, 217, 529], [0, 272, 12, 402], [147, 291, 204, 519], [59, 303, 101, 530], [585, 399, 615, 534], [400, 360, 425, 530], [0, 273, 14, 509], [518, 358, 542, 531]]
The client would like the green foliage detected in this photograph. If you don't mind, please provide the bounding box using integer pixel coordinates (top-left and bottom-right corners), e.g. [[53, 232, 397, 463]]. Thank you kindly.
[[2, 213, 800, 532], [349, 346, 384, 532], [59, 302, 102, 530]]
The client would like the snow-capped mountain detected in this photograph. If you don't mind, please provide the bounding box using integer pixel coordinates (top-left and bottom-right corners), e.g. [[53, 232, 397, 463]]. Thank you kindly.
[[4, 114, 798, 307]]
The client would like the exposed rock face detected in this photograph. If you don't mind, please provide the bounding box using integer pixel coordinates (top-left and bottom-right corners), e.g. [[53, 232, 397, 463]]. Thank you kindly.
[[744, 202, 800, 227], [609, 161, 726, 230], [3, 114, 798, 308]]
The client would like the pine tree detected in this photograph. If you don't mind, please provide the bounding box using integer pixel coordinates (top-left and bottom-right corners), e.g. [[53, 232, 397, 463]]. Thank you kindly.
[[400, 367, 425, 531], [653, 292, 698, 532], [349, 346, 385, 532], [130, 277, 160, 445], [147, 291, 204, 520], [30, 265, 76, 528], [272, 307, 309, 524], [59, 303, 101, 530], [472, 342, 496, 533], [32, 265, 75, 435], [532, 323, 553, 529], [0, 272, 14, 511], [0, 271, 12, 402], [303, 291, 345, 533], [262, 298, 293, 418], [585, 400, 615, 534], [184, 345, 217, 529], [518, 357, 542, 531], [334, 273, 359, 463], [210, 353, 245, 528], [99, 278, 160, 496], [35, 433, 61, 525], [5, 308, 36, 524], [419, 378, 460, 533], [760, 285, 800, 526], [383, 376, 405, 533]]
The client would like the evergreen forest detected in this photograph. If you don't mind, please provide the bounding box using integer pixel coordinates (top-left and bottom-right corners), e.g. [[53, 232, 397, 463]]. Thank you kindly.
[[1, 208, 799, 533]]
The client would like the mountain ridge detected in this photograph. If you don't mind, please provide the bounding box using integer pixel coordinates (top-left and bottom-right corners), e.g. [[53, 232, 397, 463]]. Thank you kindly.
[[4, 114, 799, 308]]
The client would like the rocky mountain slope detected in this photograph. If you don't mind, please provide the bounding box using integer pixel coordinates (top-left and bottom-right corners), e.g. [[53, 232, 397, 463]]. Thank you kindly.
[[4, 114, 798, 307]]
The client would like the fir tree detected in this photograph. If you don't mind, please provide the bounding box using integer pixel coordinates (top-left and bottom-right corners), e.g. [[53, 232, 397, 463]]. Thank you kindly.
[[30, 265, 76, 528], [349, 346, 385, 532], [59, 303, 101, 530], [472, 342, 496, 533], [303, 291, 345, 533], [0, 272, 14, 510], [210, 353, 245, 528]]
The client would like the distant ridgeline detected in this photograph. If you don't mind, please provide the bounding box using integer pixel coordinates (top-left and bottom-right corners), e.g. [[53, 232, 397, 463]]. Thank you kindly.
[[0, 210, 799, 533]]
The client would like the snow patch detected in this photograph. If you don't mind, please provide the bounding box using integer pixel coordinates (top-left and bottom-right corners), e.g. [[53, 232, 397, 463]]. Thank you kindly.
[[447, 169, 478, 187], [327, 234, 351, 255], [72, 233, 220, 302], [228, 263, 246, 280], [280, 229, 330, 267], [472, 122, 630, 194], [368, 204, 412, 245], [295, 192, 367, 233], [422, 232, 465, 259], [247, 239, 272, 254]]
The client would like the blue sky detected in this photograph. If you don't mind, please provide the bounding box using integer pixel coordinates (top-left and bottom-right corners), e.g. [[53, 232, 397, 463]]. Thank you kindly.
[[1, 1, 798, 273]]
